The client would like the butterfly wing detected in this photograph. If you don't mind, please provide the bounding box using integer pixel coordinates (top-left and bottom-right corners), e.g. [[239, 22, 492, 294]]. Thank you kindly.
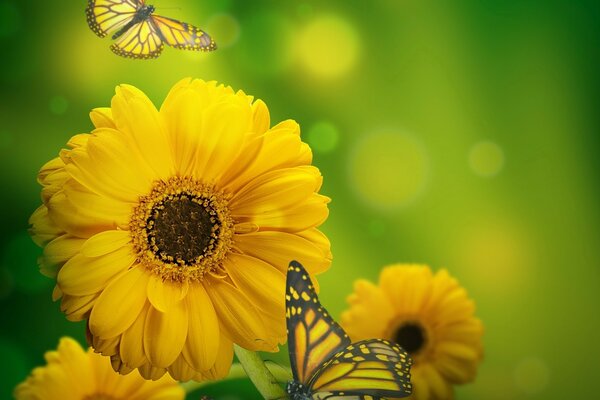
[[110, 19, 164, 59], [151, 15, 216, 51], [312, 394, 383, 400], [286, 261, 351, 385], [308, 339, 413, 399], [86, 0, 141, 38]]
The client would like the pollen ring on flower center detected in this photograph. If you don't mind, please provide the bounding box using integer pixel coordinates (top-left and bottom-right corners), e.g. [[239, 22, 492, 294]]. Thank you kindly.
[[130, 177, 233, 282]]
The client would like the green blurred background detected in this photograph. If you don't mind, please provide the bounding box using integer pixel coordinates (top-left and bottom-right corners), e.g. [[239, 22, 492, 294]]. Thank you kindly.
[[1, 0, 599, 398]]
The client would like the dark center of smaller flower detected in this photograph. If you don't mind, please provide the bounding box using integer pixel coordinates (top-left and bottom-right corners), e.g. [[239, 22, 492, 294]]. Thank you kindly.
[[394, 322, 426, 354], [147, 194, 219, 265]]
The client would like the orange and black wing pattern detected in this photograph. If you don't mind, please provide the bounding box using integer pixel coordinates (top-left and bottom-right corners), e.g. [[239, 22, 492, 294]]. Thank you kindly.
[[286, 261, 351, 385], [151, 15, 216, 52], [86, 0, 140, 38], [309, 339, 413, 399], [110, 19, 164, 59], [285, 261, 413, 399]]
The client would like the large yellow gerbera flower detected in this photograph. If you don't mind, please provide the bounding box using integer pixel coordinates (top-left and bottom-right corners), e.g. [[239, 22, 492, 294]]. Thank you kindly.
[[341, 265, 483, 400], [29, 78, 332, 381], [14, 337, 184, 400]]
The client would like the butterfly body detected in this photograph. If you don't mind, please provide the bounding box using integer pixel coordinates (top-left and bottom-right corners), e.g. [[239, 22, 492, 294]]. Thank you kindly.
[[285, 261, 413, 400], [286, 381, 313, 400], [111, 4, 154, 39], [86, 0, 216, 59]]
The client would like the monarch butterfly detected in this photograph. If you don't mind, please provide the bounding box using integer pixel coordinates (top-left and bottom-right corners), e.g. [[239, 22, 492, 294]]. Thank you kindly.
[[86, 0, 216, 59], [285, 261, 413, 400]]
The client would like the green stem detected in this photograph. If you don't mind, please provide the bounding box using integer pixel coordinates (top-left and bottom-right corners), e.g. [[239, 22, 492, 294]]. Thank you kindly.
[[234, 345, 288, 400], [181, 360, 292, 397]]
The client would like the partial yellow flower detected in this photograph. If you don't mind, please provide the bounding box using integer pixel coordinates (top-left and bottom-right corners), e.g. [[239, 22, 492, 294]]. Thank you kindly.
[[14, 337, 184, 400], [341, 265, 483, 400], [29, 78, 332, 381]]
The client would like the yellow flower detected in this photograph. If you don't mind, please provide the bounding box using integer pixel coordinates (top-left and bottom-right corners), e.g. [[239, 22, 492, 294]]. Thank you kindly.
[[14, 337, 184, 400], [341, 265, 483, 400], [29, 78, 332, 381]]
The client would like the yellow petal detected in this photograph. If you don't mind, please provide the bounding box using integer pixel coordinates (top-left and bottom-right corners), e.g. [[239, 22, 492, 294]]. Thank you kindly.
[[58, 246, 135, 296], [41, 235, 85, 278], [138, 363, 168, 381], [223, 122, 311, 192], [146, 275, 188, 313], [224, 253, 285, 319], [29, 205, 64, 247], [111, 85, 174, 181], [130, 374, 185, 400], [63, 179, 132, 229], [66, 151, 135, 204], [61, 293, 99, 321], [218, 135, 264, 190], [120, 302, 151, 368], [80, 230, 131, 258], [89, 267, 149, 338], [47, 191, 116, 238], [197, 334, 233, 381], [143, 300, 189, 368], [341, 280, 394, 341], [295, 228, 332, 263], [251, 99, 270, 134], [192, 102, 253, 181], [379, 265, 433, 314], [85, 128, 155, 194], [235, 193, 330, 233], [235, 231, 330, 274], [204, 277, 270, 351], [410, 368, 430, 400], [167, 353, 197, 382], [230, 167, 322, 215], [159, 87, 206, 176], [89, 107, 116, 129], [420, 364, 452, 399], [182, 284, 219, 372], [435, 352, 477, 383], [91, 334, 120, 356], [53, 338, 96, 395]]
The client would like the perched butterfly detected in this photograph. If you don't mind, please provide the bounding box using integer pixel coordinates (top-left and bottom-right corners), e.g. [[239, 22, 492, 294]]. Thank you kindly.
[[86, 0, 216, 59], [285, 261, 413, 400]]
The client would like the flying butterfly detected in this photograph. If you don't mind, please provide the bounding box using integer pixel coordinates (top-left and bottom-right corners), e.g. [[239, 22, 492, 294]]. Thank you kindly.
[[285, 261, 413, 400], [86, 0, 216, 59]]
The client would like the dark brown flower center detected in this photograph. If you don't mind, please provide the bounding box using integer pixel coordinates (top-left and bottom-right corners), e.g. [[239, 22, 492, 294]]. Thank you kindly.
[[394, 322, 426, 354], [131, 177, 234, 282], [147, 194, 219, 266]]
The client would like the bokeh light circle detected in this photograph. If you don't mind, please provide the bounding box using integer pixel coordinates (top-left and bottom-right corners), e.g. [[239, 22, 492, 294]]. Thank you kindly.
[[307, 121, 339, 153], [296, 15, 361, 79], [514, 357, 550, 394], [49, 96, 69, 115], [0, 2, 20, 37], [469, 141, 505, 177], [206, 13, 240, 48], [349, 131, 429, 209]]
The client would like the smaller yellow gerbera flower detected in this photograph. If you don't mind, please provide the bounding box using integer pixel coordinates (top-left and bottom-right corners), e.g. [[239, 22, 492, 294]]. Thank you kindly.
[[14, 337, 184, 400], [341, 265, 483, 400]]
